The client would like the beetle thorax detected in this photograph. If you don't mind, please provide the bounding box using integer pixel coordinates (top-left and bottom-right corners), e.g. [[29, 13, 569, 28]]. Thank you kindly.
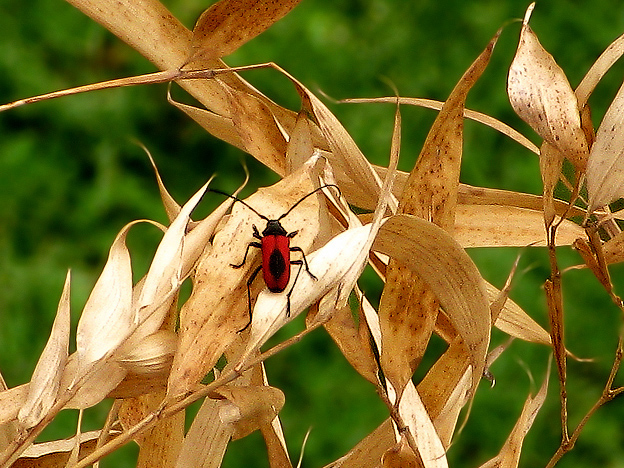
[[262, 219, 288, 237]]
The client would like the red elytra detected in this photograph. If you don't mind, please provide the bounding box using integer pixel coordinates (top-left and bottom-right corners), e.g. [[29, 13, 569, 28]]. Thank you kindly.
[[211, 184, 340, 331]]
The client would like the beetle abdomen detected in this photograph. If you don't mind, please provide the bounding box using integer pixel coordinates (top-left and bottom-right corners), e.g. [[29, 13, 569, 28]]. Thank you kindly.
[[262, 235, 290, 292]]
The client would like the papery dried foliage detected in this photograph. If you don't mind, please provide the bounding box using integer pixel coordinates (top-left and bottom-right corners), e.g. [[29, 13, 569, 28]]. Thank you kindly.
[[4, 1, 624, 468]]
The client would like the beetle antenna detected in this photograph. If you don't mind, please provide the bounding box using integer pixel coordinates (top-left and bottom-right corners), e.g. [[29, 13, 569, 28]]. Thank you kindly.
[[278, 184, 341, 221], [209, 189, 270, 221]]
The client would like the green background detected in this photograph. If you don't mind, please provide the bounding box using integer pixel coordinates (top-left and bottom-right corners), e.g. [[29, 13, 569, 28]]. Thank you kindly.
[[1, 0, 624, 466]]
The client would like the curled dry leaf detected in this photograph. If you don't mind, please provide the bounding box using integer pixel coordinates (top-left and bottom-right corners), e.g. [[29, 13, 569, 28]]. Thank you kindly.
[[586, 78, 624, 211], [374, 215, 491, 396], [187, 0, 302, 65], [479, 364, 550, 468], [507, 3, 589, 172], [168, 156, 329, 397], [17, 272, 72, 429], [116, 330, 177, 375], [454, 204, 584, 248], [378, 29, 498, 399], [74, 223, 134, 370], [209, 385, 285, 440]]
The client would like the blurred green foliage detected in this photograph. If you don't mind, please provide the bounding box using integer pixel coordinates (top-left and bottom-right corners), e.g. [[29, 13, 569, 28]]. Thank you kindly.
[[1, 1, 624, 467]]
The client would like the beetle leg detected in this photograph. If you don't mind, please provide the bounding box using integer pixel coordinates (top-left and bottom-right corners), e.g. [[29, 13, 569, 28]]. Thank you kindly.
[[231, 241, 262, 268], [285, 261, 305, 317], [289, 246, 317, 280], [239, 264, 262, 332]]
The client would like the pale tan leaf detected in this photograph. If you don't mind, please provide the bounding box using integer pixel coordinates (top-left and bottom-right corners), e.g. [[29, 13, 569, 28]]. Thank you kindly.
[[286, 111, 316, 174], [0, 385, 29, 425], [576, 33, 624, 108], [132, 391, 184, 468], [210, 385, 285, 440], [18, 430, 106, 466], [322, 419, 395, 468], [454, 204, 584, 248], [168, 157, 328, 397], [342, 96, 540, 156], [479, 366, 550, 468], [393, 382, 448, 467], [75, 223, 134, 368], [60, 358, 127, 410], [488, 283, 551, 346], [378, 31, 498, 397], [218, 78, 288, 174], [146, 147, 181, 223], [587, 78, 624, 211], [116, 330, 177, 375], [17, 272, 72, 429], [175, 397, 234, 468], [374, 215, 491, 395], [187, 0, 302, 64], [381, 433, 421, 468], [133, 181, 211, 344], [507, 3, 588, 171]]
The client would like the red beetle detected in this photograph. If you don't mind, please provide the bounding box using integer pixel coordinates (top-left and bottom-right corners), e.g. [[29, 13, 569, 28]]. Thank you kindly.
[[212, 184, 340, 330]]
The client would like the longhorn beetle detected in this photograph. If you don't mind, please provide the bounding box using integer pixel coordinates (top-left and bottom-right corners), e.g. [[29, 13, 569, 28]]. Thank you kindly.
[[211, 184, 340, 331]]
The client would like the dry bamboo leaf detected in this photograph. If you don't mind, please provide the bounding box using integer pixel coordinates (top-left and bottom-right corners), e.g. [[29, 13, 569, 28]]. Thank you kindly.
[[187, 0, 302, 65], [219, 78, 288, 174], [74, 223, 134, 369], [167, 88, 247, 154], [454, 204, 584, 248], [209, 385, 285, 440], [373, 215, 491, 395], [538, 141, 565, 227], [322, 419, 395, 468], [488, 283, 551, 346], [381, 433, 422, 468], [507, 3, 589, 172], [175, 397, 234, 468], [417, 340, 472, 447], [14, 430, 105, 467], [576, 32, 624, 108], [392, 381, 448, 467], [603, 230, 624, 264], [322, 302, 378, 385], [116, 330, 177, 375], [286, 111, 316, 174], [479, 365, 550, 468], [378, 30, 498, 397], [146, 148, 181, 223], [135, 392, 184, 468], [586, 78, 624, 211], [0, 385, 29, 425], [342, 96, 540, 156], [168, 157, 328, 397], [17, 272, 71, 430]]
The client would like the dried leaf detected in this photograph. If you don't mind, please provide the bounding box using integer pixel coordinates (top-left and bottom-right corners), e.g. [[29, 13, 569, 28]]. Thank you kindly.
[[175, 397, 233, 468], [382, 433, 422, 468], [321, 419, 395, 468], [374, 215, 491, 395], [210, 385, 285, 440], [586, 78, 624, 211], [168, 157, 327, 397], [187, 0, 302, 65], [378, 30, 498, 397], [479, 365, 550, 468], [75, 223, 134, 368], [454, 204, 583, 248], [17, 272, 71, 429], [507, 3, 588, 171]]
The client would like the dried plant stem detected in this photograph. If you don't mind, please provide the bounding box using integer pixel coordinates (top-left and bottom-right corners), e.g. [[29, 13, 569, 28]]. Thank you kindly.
[[545, 222, 569, 445], [546, 333, 624, 468], [69, 320, 325, 468]]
